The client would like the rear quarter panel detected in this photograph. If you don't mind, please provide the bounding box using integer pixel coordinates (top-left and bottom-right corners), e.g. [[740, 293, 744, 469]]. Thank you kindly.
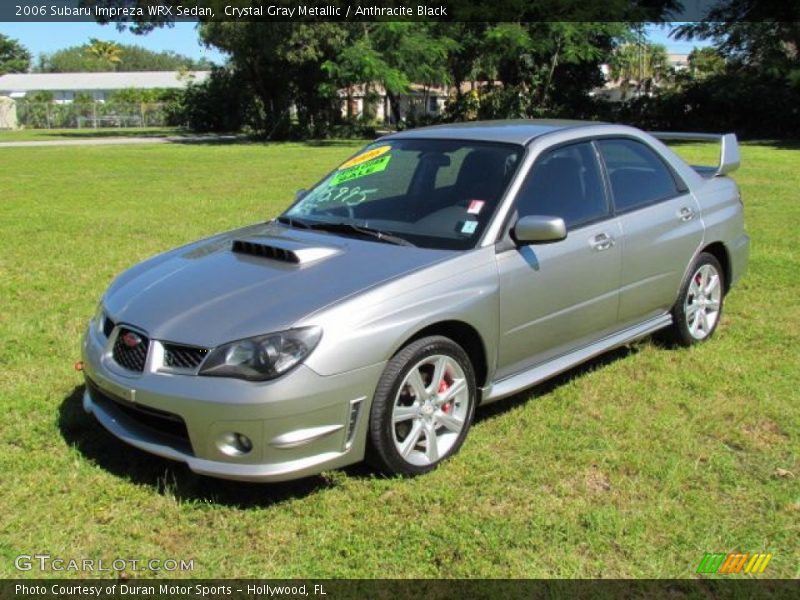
[[693, 176, 749, 288]]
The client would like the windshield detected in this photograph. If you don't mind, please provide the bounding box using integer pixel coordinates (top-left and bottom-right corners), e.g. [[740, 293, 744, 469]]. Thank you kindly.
[[283, 139, 523, 250]]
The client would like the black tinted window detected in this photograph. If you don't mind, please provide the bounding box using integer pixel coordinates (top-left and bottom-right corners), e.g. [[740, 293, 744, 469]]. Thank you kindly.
[[597, 139, 680, 212], [516, 142, 608, 229]]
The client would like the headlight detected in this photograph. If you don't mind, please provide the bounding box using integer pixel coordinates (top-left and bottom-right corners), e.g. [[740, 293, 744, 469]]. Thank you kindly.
[[92, 302, 105, 334], [199, 327, 322, 382]]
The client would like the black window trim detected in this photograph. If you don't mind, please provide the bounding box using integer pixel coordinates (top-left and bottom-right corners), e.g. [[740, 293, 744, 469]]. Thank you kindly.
[[593, 135, 690, 216], [494, 132, 692, 251]]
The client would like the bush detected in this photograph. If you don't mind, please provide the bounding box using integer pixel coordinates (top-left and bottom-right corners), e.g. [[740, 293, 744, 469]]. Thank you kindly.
[[170, 67, 251, 133], [325, 121, 378, 139], [615, 70, 800, 139]]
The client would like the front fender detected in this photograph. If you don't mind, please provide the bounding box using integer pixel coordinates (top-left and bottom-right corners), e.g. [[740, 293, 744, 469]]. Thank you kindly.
[[299, 246, 500, 377]]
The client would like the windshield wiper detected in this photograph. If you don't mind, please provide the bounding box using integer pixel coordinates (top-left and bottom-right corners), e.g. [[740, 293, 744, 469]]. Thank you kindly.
[[276, 216, 312, 229], [307, 221, 415, 247]]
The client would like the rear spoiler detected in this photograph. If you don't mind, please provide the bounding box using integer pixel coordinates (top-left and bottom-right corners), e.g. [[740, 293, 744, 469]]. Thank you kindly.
[[649, 131, 740, 177]]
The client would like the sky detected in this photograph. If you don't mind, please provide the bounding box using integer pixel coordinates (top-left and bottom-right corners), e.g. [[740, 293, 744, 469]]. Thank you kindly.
[[0, 22, 709, 67], [0, 22, 226, 64], [646, 23, 711, 53]]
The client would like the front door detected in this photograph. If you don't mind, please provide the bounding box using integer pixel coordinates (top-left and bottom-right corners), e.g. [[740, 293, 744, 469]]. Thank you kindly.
[[495, 141, 622, 380]]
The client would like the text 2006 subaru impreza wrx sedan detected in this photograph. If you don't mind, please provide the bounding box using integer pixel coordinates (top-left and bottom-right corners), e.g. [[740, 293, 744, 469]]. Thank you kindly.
[[82, 120, 749, 481]]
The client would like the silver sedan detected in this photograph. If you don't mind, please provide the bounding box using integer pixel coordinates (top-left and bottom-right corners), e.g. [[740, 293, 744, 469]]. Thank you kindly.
[[81, 120, 749, 481]]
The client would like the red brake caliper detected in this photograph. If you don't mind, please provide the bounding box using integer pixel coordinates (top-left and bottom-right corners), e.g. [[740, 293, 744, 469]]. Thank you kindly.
[[438, 376, 451, 413]]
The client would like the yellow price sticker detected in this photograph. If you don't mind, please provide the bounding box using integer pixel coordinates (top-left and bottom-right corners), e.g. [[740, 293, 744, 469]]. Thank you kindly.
[[338, 145, 391, 170]]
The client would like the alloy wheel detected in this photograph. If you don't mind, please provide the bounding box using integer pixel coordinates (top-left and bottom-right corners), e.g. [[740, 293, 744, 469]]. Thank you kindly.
[[391, 354, 469, 467], [684, 263, 722, 340]]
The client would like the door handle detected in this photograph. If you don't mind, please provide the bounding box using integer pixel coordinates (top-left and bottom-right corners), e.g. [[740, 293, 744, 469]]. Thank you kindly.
[[590, 232, 615, 251], [678, 206, 696, 221]]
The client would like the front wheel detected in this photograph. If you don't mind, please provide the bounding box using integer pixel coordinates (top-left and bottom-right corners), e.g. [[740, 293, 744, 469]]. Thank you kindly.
[[668, 252, 725, 346], [367, 336, 476, 476]]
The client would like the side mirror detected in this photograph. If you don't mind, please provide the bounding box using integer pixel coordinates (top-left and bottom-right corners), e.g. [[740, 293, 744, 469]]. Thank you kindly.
[[295, 189, 307, 201], [513, 215, 567, 244]]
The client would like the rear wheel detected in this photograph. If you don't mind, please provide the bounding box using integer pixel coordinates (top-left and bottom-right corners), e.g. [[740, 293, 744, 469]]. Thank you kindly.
[[368, 336, 476, 476], [668, 252, 725, 346]]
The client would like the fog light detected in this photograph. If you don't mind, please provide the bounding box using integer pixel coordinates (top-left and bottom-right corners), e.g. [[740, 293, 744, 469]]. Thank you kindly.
[[217, 432, 253, 456]]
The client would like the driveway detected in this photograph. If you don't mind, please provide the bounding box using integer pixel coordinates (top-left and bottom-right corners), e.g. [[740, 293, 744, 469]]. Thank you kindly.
[[0, 134, 244, 148]]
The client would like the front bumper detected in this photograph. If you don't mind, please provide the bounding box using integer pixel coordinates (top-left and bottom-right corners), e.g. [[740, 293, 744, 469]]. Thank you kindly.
[[81, 325, 385, 482]]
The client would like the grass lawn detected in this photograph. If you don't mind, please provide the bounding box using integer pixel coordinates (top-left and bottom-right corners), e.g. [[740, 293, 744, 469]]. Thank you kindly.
[[0, 127, 187, 142], [0, 138, 797, 579]]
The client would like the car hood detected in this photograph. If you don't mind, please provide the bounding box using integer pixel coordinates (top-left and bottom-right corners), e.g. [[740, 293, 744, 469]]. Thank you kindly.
[[102, 221, 454, 348]]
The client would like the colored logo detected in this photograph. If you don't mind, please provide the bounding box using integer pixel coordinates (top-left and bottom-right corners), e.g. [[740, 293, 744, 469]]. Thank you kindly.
[[696, 552, 772, 574], [122, 332, 142, 348]]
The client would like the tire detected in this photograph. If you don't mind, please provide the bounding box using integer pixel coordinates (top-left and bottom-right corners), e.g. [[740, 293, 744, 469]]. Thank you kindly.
[[668, 252, 725, 346], [367, 335, 477, 476]]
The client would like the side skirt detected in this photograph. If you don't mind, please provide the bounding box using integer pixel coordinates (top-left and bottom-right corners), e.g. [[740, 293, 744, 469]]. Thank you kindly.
[[481, 313, 673, 404]]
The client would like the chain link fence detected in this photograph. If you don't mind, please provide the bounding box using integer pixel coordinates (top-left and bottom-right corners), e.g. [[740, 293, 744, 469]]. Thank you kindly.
[[14, 102, 174, 129]]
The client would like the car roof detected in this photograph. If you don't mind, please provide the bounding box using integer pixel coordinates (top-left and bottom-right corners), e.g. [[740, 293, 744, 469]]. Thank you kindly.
[[381, 119, 608, 146]]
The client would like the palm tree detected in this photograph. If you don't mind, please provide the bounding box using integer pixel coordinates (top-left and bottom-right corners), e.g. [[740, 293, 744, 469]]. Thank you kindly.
[[609, 43, 672, 99], [85, 39, 123, 70]]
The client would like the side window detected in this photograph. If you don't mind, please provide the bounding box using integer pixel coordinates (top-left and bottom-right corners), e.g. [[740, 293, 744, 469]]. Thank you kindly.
[[597, 139, 680, 213], [516, 142, 609, 229]]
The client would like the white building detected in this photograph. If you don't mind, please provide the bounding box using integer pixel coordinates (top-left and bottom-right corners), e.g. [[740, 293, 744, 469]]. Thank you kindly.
[[0, 71, 211, 103], [594, 52, 692, 102], [668, 52, 690, 71], [339, 83, 448, 124]]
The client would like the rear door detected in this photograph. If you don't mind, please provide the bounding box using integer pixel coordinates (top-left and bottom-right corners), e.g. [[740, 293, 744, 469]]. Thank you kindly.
[[495, 141, 622, 380], [596, 138, 704, 326]]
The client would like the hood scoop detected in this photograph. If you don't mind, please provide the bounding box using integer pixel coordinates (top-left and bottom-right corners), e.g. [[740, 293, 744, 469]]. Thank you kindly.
[[231, 237, 340, 265]]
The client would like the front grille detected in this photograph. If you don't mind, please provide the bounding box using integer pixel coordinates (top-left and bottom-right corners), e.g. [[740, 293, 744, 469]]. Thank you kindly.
[[87, 378, 190, 444], [112, 327, 150, 372], [163, 343, 209, 370]]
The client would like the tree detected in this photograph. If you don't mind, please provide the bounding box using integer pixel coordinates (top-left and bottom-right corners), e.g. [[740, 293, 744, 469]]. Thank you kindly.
[[673, 3, 800, 84], [85, 38, 123, 68], [688, 47, 726, 80], [321, 30, 401, 122], [674, 15, 799, 70], [616, 2, 800, 139], [78, 1, 681, 136], [37, 42, 211, 72], [170, 66, 250, 132], [328, 23, 454, 125], [198, 22, 347, 138], [37, 46, 105, 72], [672, 2, 800, 107], [609, 42, 672, 99], [196, 21, 646, 135], [0, 34, 31, 75], [117, 45, 211, 71], [453, 22, 628, 118]]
